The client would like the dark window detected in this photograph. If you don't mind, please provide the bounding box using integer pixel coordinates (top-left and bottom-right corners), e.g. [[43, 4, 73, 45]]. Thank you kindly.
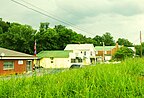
[[3, 61, 14, 70], [50, 57, 54, 60], [78, 59, 82, 63], [51, 61, 53, 63], [90, 51, 92, 56], [71, 59, 76, 63], [84, 51, 86, 55]]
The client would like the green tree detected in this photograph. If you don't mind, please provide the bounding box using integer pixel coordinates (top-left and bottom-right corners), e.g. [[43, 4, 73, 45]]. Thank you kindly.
[[135, 42, 144, 56], [36, 28, 59, 52], [102, 32, 115, 46], [0, 23, 36, 54], [0, 27, 3, 34], [39, 22, 49, 32], [54, 25, 88, 49], [36, 23, 92, 52], [93, 35, 103, 46], [117, 38, 133, 47], [0, 18, 10, 33], [70, 33, 86, 44], [114, 47, 134, 60]]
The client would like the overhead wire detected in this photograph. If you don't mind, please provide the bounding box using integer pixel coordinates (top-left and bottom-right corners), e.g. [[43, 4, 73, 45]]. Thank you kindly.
[[11, 0, 137, 43], [11, 0, 94, 36], [54, 0, 130, 40], [53, 0, 93, 33]]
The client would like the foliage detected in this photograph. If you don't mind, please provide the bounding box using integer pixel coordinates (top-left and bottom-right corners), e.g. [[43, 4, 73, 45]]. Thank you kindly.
[[135, 42, 144, 56], [102, 32, 115, 46], [0, 19, 10, 33], [36, 24, 88, 53], [1, 58, 144, 97], [117, 38, 133, 47], [0, 23, 36, 54], [93, 35, 103, 46], [114, 46, 134, 60], [0, 19, 137, 55], [93, 32, 115, 46]]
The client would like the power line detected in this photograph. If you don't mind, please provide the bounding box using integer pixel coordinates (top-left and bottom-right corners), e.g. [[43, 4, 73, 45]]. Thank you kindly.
[[11, 0, 94, 36], [53, 0, 92, 32]]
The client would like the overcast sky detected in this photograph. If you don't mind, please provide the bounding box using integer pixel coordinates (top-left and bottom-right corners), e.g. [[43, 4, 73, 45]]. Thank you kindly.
[[1, 0, 144, 44]]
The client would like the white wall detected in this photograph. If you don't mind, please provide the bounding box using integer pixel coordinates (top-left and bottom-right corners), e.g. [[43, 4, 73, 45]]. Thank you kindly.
[[40, 58, 71, 68], [69, 49, 96, 65], [105, 56, 112, 61]]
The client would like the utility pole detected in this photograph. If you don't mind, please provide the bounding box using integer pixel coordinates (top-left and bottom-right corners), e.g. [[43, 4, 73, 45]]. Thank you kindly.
[[140, 31, 142, 57], [103, 42, 105, 62]]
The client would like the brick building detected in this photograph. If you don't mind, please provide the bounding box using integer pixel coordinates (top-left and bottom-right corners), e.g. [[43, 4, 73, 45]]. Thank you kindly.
[[0, 47, 37, 75]]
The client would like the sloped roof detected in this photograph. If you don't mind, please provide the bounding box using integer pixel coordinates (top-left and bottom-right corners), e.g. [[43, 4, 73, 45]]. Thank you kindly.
[[0, 47, 34, 57], [64, 44, 95, 51], [95, 46, 116, 51], [37, 50, 71, 58]]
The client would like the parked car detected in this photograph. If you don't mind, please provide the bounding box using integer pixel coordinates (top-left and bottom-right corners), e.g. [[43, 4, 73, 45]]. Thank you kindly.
[[70, 64, 82, 69]]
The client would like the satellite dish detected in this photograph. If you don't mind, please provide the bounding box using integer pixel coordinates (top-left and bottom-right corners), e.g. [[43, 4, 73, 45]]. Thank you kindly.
[[1, 53, 5, 56]]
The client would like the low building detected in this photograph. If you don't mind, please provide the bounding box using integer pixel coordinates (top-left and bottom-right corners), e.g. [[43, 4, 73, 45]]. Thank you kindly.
[[37, 50, 72, 68], [64, 44, 96, 65], [95, 43, 119, 61], [0, 47, 37, 75]]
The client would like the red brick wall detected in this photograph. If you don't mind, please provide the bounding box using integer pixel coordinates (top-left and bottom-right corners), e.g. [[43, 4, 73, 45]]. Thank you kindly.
[[0, 60, 33, 75]]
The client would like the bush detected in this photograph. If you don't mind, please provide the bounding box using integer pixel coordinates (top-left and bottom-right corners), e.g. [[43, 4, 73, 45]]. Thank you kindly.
[[114, 47, 134, 60]]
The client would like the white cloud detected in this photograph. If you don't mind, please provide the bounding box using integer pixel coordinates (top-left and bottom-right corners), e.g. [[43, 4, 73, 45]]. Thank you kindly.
[[0, 0, 144, 44]]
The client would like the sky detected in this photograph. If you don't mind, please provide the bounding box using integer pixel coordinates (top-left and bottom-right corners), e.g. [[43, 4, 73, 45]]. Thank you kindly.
[[1, 0, 144, 44]]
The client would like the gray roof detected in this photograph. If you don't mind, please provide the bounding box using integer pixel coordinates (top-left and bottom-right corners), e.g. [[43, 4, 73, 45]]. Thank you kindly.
[[0, 47, 34, 57]]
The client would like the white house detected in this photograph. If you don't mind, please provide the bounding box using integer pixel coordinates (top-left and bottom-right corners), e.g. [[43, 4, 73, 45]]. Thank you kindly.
[[64, 44, 96, 65]]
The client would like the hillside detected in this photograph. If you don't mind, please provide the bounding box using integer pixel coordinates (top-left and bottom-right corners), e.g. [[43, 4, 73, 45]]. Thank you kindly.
[[0, 58, 144, 97]]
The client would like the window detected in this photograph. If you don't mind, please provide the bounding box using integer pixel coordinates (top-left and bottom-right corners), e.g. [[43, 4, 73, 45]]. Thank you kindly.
[[78, 59, 82, 63], [90, 51, 92, 56], [105, 51, 107, 54], [71, 59, 76, 63], [50, 57, 54, 60], [51, 61, 53, 63], [50, 57, 54, 63], [3, 61, 14, 70], [84, 51, 86, 55]]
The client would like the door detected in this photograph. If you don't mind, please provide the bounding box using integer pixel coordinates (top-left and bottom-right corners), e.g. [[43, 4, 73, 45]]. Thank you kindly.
[[26, 60, 32, 72]]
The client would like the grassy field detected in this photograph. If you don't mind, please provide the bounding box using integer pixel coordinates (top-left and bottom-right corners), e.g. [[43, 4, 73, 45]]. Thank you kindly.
[[1, 58, 144, 98]]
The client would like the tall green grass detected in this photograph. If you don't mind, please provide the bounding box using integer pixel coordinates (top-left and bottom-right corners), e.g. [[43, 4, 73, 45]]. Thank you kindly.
[[1, 58, 144, 98]]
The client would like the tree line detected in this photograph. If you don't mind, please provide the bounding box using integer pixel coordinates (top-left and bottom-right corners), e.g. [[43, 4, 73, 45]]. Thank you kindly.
[[0, 18, 141, 56]]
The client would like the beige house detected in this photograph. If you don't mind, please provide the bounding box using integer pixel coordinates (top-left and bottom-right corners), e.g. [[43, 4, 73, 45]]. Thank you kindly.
[[64, 44, 96, 65], [37, 51, 72, 68], [95, 43, 119, 61]]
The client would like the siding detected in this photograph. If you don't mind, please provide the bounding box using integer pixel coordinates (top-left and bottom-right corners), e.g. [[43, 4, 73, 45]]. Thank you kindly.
[[40, 58, 71, 68]]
